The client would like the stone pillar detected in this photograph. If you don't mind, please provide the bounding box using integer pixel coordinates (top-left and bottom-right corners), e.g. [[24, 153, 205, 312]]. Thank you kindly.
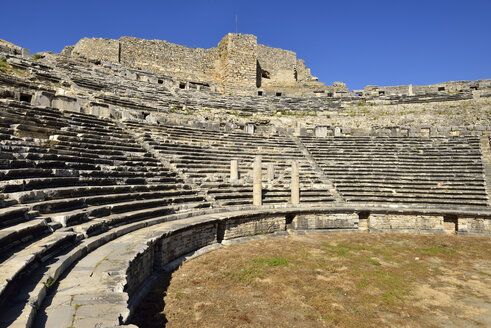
[[267, 163, 275, 182], [315, 126, 328, 137], [334, 126, 341, 137], [291, 161, 300, 205], [253, 156, 262, 206], [246, 123, 255, 134], [230, 160, 239, 182], [408, 84, 414, 96]]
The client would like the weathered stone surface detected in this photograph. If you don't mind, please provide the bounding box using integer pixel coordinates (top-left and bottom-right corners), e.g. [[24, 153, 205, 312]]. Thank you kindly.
[[369, 214, 445, 233], [291, 213, 358, 230]]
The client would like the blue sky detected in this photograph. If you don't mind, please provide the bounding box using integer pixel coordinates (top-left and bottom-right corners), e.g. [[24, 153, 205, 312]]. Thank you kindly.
[[1, 0, 490, 90]]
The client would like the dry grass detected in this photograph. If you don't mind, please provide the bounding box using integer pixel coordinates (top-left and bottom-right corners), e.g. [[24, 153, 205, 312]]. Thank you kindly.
[[132, 233, 491, 328]]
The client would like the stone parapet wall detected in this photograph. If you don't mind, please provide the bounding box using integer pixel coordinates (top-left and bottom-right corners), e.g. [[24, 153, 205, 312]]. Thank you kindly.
[[155, 222, 218, 266], [368, 214, 446, 234], [219, 215, 286, 240], [290, 213, 359, 230]]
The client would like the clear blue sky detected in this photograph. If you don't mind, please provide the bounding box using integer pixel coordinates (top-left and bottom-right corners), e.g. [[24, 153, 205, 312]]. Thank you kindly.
[[1, 0, 490, 90]]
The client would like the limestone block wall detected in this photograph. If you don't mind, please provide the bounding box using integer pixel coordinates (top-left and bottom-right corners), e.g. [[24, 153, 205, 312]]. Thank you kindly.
[[290, 213, 359, 230], [368, 214, 445, 234], [155, 223, 218, 266], [120, 37, 217, 83], [218, 215, 286, 240], [458, 217, 491, 235], [72, 38, 120, 63], [125, 243, 155, 299], [218, 33, 257, 94], [257, 44, 297, 86]]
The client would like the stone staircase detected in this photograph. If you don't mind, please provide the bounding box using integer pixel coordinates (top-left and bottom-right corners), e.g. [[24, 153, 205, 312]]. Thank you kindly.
[[480, 136, 491, 206], [0, 101, 212, 327], [123, 120, 337, 207]]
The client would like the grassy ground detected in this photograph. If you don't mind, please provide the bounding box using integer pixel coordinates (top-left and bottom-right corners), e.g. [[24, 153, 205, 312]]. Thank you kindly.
[[132, 233, 491, 328]]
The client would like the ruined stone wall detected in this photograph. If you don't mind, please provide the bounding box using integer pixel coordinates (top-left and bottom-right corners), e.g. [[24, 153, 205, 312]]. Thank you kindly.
[[218, 33, 257, 94], [120, 37, 217, 83], [68, 34, 328, 95], [296, 59, 316, 82], [72, 38, 120, 63], [257, 45, 297, 86]]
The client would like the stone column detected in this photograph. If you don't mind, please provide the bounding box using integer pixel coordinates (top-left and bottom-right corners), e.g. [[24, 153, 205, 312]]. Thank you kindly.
[[408, 84, 414, 96], [267, 163, 275, 182], [291, 161, 300, 205], [230, 160, 239, 182], [253, 156, 262, 206], [246, 123, 255, 134], [315, 126, 328, 137]]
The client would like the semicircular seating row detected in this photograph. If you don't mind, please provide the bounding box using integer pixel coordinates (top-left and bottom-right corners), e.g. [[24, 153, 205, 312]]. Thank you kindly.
[[0, 100, 336, 326], [0, 100, 489, 327]]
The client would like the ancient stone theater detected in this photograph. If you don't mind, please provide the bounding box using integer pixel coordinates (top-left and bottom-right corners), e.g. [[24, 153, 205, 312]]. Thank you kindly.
[[0, 33, 490, 327]]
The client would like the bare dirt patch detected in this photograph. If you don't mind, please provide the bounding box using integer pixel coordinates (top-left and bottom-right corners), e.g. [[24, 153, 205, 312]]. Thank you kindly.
[[132, 233, 491, 328]]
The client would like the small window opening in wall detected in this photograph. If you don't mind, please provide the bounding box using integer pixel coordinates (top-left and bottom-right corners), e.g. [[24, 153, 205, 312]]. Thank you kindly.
[[438, 87, 445, 91], [378, 91, 385, 95], [261, 70, 270, 79], [276, 92, 282, 97], [258, 91, 263, 96], [179, 83, 186, 89], [327, 92, 333, 97], [20, 94, 32, 103], [355, 92, 363, 97], [158, 79, 163, 84]]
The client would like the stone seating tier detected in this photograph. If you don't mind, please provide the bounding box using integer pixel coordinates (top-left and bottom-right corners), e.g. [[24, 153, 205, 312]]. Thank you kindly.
[[123, 121, 334, 206], [300, 136, 488, 207], [0, 102, 211, 327]]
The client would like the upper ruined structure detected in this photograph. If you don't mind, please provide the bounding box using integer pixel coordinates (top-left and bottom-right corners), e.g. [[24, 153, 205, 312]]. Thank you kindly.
[[65, 33, 347, 96]]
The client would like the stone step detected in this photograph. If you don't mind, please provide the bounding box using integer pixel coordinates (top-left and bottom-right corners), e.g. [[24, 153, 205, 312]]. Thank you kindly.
[[6, 183, 190, 204], [0, 177, 82, 193], [0, 168, 59, 181], [344, 195, 488, 206], [42, 194, 205, 227], [0, 219, 50, 255], [340, 190, 488, 200], [327, 175, 486, 183], [321, 171, 484, 179], [0, 206, 30, 227], [73, 201, 211, 237], [0, 231, 78, 309], [337, 184, 486, 196]]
